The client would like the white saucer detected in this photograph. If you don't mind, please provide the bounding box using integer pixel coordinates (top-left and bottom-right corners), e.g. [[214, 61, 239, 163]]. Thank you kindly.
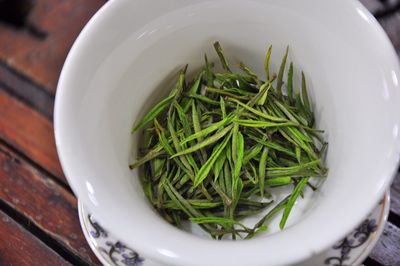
[[78, 192, 389, 266]]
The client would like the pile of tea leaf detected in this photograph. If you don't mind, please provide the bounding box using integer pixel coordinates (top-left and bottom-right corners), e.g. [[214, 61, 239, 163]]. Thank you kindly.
[[130, 42, 328, 239]]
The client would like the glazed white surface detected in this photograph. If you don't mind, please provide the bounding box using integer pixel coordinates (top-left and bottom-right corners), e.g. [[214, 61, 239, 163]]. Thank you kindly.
[[78, 193, 390, 266], [55, 0, 400, 265]]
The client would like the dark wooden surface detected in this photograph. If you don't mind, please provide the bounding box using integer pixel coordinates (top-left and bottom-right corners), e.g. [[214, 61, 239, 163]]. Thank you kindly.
[[0, 0, 399, 265]]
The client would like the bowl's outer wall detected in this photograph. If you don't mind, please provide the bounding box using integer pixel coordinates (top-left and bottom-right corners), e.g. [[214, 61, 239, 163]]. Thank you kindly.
[[55, 0, 400, 265]]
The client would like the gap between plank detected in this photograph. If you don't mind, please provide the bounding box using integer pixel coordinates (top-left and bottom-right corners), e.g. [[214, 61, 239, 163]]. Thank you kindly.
[[0, 81, 53, 120], [0, 59, 54, 119], [388, 210, 400, 228], [375, 2, 400, 19], [0, 60, 54, 95], [363, 256, 383, 266], [0, 198, 91, 266], [0, 139, 74, 195]]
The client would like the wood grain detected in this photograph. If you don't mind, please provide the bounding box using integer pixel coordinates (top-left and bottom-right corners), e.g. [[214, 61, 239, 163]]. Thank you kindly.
[[0, 90, 64, 181], [390, 172, 400, 217], [370, 221, 400, 266], [0, 210, 71, 266], [0, 0, 105, 93], [0, 143, 101, 265]]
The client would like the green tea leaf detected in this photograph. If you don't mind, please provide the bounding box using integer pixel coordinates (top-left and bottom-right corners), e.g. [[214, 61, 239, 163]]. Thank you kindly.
[[213, 151, 226, 182], [154, 119, 194, 178], [258, 147, 269, 197], [220, 97, 227, 119], [204, 54, 214, 87], [243, 143, 264, 164], [231, 123, 239, 165], [173, 101, 192, 136], [213, 41, 231, 72], [228, 98, 288, 122], [246, 196, 290, 239], [233, 132, 244, 185], [266, 177, 292, 187], [257, 82, 272, 106], [194, 131, 233, 187], [287, 62, 294, 102], [301, 71, 311, 111], [191, 102, 203, 141], [190, 216, 246, 228], [133, 67, 186, 132], [264, 45, 272, 81], [246, 133, 296, 158], [131, 42, 328, 240], [234, 119, 295, 128], [182, 114, 234, 145], [206, 86, 249, 101], [182, 71, 204, 112], [132, 95, 175, 132], [187, 93, 220, 106], [168, 113, 194, 173], [129, 145, 164, 169], [266, 160, 320, 177], [239, 62, 260, 86], [276, 46, 289, 97], [295, 146, 302, 163], [280, 177, 309, 229]]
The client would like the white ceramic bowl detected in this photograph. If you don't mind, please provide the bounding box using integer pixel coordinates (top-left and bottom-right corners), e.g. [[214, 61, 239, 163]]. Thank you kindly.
[[54, 0, 400, 265]]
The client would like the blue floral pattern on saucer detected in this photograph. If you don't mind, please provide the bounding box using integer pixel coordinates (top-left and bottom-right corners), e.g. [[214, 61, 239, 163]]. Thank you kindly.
[[87, 215, 144, 266], [79, 194, 389, 266]]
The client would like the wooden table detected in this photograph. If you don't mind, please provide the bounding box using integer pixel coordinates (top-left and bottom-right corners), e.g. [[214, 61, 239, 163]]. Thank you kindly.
[[0, 0, 399, 265]]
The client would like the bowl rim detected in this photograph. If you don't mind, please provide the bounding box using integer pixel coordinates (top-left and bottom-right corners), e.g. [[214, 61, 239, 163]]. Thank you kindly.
[[54, 0, 400, 265]]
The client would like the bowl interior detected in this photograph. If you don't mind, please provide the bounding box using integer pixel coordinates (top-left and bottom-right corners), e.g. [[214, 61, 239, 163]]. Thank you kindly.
[[55, 0, 400, 265]]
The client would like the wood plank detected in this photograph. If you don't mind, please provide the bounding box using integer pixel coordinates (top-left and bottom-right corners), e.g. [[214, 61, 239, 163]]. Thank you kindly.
[[0, 90, 64, 181], [0, 143, 101, 265], [381, 0, 400, 8], [378, 12, 400, 54], [0, 210, 71, 266], [0, 61, 54, 119], [375, 0, 400, 18], [390, 172, 400, 217], [369, 221, 400, 266], [0, 0, 105, 94], [359, 0, 385, 14], [360, 0, 400, 16]]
